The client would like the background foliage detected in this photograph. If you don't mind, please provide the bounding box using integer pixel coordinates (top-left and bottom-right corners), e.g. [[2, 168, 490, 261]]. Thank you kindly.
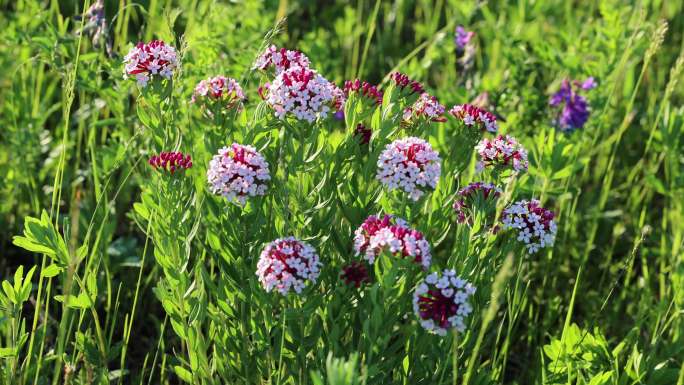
[[0, 0, 683, 384]]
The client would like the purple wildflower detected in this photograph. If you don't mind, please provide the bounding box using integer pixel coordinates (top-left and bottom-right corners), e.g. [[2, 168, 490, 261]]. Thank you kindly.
[[549, 78, 595, 132], [454, 26, 475, 51]]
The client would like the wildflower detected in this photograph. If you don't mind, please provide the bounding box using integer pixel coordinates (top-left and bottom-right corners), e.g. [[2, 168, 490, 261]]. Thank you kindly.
[[376, 137, 441, 201], [207, 143, 270, 206], [263, 66, 335, 123], [449, 104, 498, 133], [148, 152, 192, 174], [354, 123, 371, 145], [413, 269, 476, 335], [343, 79, 383, 105], [549, 78, 596, 132], [454, 26, 475, 51], [331, 83, 347, 115], [341, 261, 371, 287], [123, 40, 178, 87], [253, 45, 310, 74], [256, 237, 321, 295], [80, 0, 110, 53], [353, 214, 431, 269], [390, 72, 425, 96], [475, 135, 528, 173], [454, 26, 476, 74], [192, 76, 245, 111], [502, 199, 557, 254], [403, 93, 447, 123], [453, 182, 501, 224]]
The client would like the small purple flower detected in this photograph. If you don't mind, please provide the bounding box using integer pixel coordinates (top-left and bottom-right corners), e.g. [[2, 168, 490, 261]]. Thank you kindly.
[[454, 26, 475, 50], [549, 78, 595, 132], [581, 77, 597, 90]]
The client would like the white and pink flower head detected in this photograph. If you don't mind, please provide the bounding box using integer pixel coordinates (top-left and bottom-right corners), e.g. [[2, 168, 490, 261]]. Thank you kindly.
[[449, 104, 498, 133], [207, 144, 270, 206], [403, 92, 447, 124], [256, 237, 321, 295], [123, 40, 178, 87], [475, 135, 528, 173], [413, 269, 476, 335], [262, 66, 335, 123], [502, 199, 557, 254], [253, 45, 311, 74], [353, 214, 431, 269], [453, 182, 501, 225], [376, 137, 441, 201], [192, 76, 245, 111]]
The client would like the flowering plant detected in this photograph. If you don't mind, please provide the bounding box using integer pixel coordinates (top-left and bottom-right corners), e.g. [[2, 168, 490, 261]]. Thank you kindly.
[[502, 199, 557, 253], [207, 144, 270, 206], [123, 40, 178, 87], [413, 269, 476, 335], [376, 137, 441, 201], [256, 237, 322, 295]]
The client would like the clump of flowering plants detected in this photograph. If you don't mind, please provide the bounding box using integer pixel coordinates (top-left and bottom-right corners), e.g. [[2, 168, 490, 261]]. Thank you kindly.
[[114, 31, 569, 385]]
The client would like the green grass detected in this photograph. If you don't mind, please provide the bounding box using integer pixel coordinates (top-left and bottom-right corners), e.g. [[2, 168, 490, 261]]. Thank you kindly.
[[0, 0, 683, 384]]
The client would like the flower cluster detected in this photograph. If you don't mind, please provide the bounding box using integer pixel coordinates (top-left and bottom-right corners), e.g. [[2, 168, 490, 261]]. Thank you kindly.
[[376, 137, 441, 201], [123, 40, 178, 87], [354, 123, 371, 145], [353, 214, 431, 268], [413, 269, 476, 335], [148, 152, 192, 174], [207, 144, 270, 205], [256, 237, 321, 295], [263, 66, 335, 122], [341, 261, 371, 288], [453, 182, 501, 224], [192, 76, 245, 110], [449, 104, 498, 133], [253, 45, 310, 74], [454, 26, 475, 51], [454, 26, 476, 73], [344, 79, 383, 105], [331, 83, 347, 114], [81, 0, 109, 51], [475, 135, 528, 173], [391, 72, 425, 96], [403, 93, 446, 123], [549, 78, 596, 132], [502, 199, 557, 254]]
